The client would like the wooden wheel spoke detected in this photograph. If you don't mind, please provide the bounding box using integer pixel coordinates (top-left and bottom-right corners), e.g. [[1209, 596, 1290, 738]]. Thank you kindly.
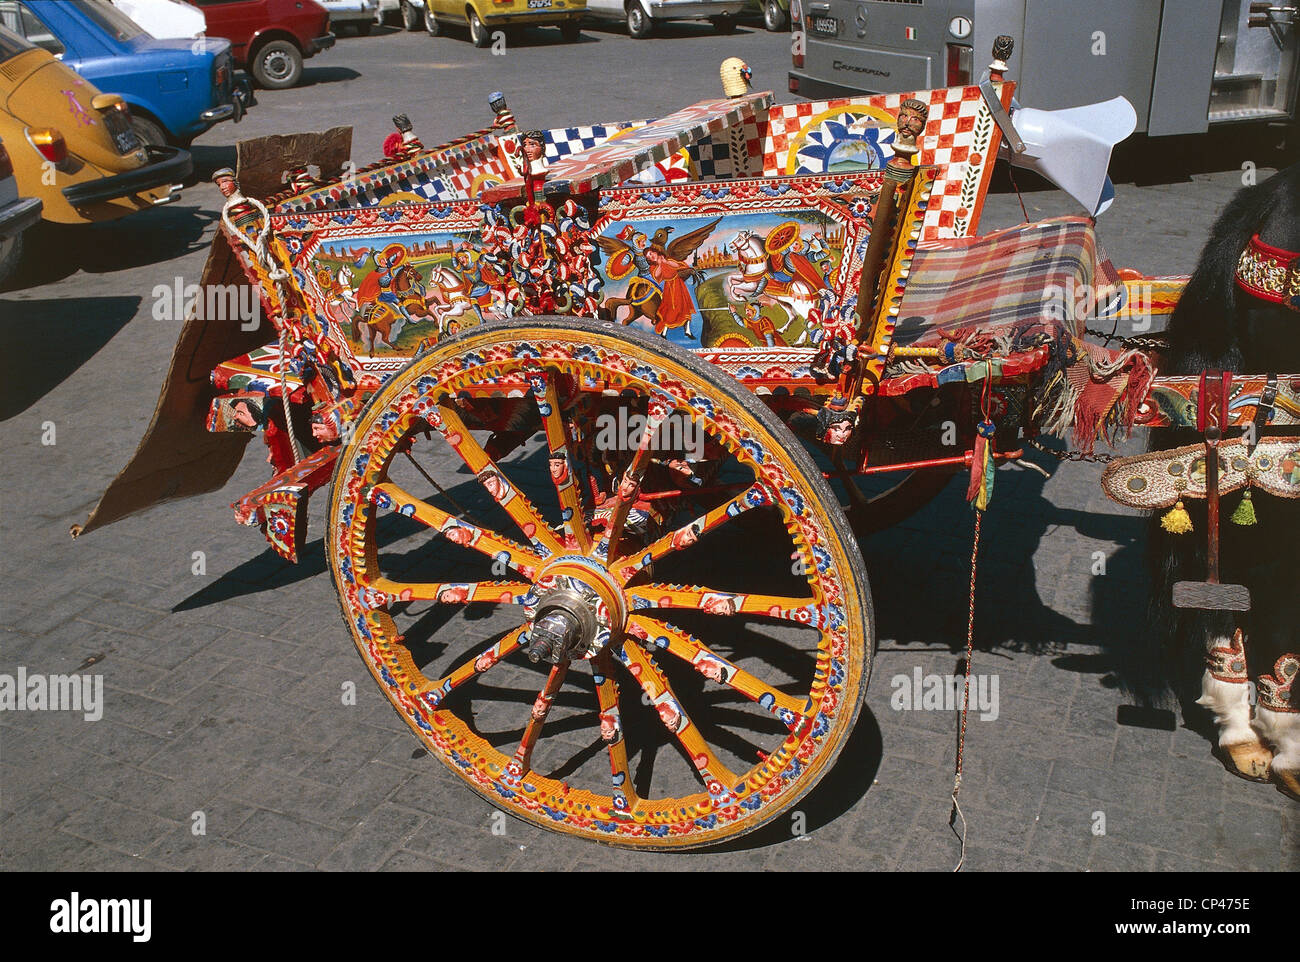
[[591, 651, 638, 814], [428, 400, 566, 557], [627, 584, 822, 625], [609, 481, 774, 579], [423, 627, 526, 707], [509, 662, 569, 777], [595, 401, 676, 559], [618, 642, 740, 792], [627, 615, 809, 724], [361, 576, 533, 608], [371, 481, 542, 578], [531, 374, 593, 553]]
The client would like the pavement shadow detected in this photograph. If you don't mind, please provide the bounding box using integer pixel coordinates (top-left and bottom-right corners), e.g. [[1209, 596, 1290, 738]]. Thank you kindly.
[[579, 20, 756, 40], [0, 295, 139, 421], [173, 538, 329, 611], [297, 66, 364, 89], [187, 144, 239, 185], [703, 705, 883, 851], [3, 207, 220, 291]]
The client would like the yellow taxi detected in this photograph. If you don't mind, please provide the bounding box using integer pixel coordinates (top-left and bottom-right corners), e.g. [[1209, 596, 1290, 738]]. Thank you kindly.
[[0, 23, 192, 226], [411, 0, 585, 46]]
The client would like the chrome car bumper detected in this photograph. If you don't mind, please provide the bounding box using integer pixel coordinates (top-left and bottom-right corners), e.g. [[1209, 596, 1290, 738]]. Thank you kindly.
[[0, 196, 42, 240]]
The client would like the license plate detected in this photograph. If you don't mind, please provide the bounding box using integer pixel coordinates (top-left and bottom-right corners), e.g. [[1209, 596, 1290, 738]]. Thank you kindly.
[[103, 109, 141, 155], [810, 15, 838, 35], [527, 0, 552, 8]]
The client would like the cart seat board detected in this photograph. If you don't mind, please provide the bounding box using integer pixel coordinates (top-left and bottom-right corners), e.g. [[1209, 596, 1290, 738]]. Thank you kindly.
[[543, 92, 775, 196]]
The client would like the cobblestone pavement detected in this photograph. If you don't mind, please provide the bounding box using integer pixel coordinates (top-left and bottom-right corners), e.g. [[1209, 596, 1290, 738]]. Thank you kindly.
[[1, 25, 1297, 871]]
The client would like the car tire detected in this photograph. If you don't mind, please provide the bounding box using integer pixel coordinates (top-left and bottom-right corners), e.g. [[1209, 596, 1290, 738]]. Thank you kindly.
[[423, 3, 440, 34], [710, 12, 737, 32], [401, 0, 420, 29], [251, 39, 304, 89], [356, 19, 373, 35], [467, 7, 491, 46], [0, 230, 23, 289], [560, 19, 581, 41], [625, 2, 650, 38], [129, 114, 170, 149], [762, 0, 787, 30]]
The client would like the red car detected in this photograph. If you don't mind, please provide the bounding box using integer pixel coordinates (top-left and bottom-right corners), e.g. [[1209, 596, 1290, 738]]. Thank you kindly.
[[194, 0, 335, 90]]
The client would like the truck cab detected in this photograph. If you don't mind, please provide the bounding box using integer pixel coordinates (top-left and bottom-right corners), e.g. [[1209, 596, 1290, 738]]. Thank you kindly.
[[789, 0, 1299, 136]]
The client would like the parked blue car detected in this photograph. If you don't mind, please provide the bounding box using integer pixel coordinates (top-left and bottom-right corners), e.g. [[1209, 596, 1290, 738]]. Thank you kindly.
[[0, 0, 253, 147]]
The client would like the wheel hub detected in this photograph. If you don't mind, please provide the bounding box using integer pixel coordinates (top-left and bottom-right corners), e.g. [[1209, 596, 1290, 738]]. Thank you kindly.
[[524, 556, 627, 664]]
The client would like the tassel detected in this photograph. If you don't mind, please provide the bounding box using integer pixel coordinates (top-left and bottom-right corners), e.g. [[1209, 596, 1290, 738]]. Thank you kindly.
[[965, 420, 996, 511], [1161, 499, 1193, 534], [1230, 489, 1257, 526]]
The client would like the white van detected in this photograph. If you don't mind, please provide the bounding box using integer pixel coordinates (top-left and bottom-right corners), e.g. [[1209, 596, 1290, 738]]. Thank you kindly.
[[110, 0, 205, 39], [585, 0, 747, 38]]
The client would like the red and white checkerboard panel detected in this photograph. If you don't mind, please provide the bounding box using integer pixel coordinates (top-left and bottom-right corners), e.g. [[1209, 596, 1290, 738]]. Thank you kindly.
[[762, 85, 1000, 241], [444, 141, 514, 198]]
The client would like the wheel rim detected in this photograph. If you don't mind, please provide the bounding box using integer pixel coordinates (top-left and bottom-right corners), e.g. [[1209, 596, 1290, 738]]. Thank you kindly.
[[261, 49, 293, 81], [765, 1, 778, 27], [328, 320, 871, 848], [470, 11, 484, 41], [628, 8, 643, 31], [425, 6, 436, 30]]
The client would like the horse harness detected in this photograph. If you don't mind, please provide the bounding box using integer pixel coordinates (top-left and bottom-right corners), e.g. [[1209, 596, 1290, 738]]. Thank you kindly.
[[1236, 234, 1300, 311]]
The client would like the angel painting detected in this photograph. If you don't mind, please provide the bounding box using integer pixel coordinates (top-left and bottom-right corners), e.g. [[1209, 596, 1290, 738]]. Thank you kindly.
[[597, 217, 722, 339]]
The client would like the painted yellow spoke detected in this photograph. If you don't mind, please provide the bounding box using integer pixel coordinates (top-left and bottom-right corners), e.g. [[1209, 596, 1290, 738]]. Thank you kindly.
[[618, 641, 740, 792], [534, 375, 593, 553], [595, 405, 671, 559], [627, 615, 810, 723], [609, 481, 774, 581], [423, 627, 526, 707], [429, 400, 566, 556], [591, 651, 637, 815], [509, 662, 569, 777], [372, 482, 542, 579], [627, 584, 822, 625], [362, 576, 533, 608]]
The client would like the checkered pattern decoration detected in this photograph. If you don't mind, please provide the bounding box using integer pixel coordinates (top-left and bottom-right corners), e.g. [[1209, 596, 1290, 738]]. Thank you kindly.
[[543, 92, 774, 196], [687, 112, 765, 180], [762, 84, 1008, 241], [543, 122, 646, 164]]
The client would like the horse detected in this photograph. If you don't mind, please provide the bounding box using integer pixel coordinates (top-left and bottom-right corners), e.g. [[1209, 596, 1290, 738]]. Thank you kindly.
[[1148, 162, 1300, 801], [427, 264, 484, 334], [351, 263, 430, 354], [725, 230, 822, 343]]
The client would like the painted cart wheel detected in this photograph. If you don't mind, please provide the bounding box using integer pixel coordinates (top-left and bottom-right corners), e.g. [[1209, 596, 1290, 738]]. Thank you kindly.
[[326, 317, 873, 849]]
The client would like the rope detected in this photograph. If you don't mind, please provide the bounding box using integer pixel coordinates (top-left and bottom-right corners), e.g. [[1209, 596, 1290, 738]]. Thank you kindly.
[[951, 508, 981, 872], [222, 193, 305, 463]]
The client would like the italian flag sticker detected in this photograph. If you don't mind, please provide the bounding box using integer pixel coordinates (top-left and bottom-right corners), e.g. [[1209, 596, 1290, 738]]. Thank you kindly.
[[905, 26, 916, 39]]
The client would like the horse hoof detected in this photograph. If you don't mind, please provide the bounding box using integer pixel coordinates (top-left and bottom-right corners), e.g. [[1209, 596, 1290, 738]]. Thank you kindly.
[[1215, 741, 1273, 783], [1272, 768, 1300, 802]]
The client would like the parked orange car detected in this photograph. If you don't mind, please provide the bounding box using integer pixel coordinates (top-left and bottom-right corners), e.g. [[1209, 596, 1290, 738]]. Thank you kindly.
[[0, 24, 192, 227]]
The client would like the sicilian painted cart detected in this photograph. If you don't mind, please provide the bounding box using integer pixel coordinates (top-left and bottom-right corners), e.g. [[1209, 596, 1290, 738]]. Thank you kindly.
[[77, 43, 1300, 848]]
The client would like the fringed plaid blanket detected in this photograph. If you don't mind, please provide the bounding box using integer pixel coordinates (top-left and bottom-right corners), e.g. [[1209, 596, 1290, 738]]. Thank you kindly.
[[886, 216, 1151, 452]]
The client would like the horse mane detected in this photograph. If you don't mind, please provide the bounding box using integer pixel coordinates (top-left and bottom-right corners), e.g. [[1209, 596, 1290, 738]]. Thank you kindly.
[[1163, 163, 1300, 375]]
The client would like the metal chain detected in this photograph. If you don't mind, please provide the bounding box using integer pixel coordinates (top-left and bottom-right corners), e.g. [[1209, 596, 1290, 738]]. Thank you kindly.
[[1024, 436, 1116, 464], [1084, 327, 1170, 353]]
